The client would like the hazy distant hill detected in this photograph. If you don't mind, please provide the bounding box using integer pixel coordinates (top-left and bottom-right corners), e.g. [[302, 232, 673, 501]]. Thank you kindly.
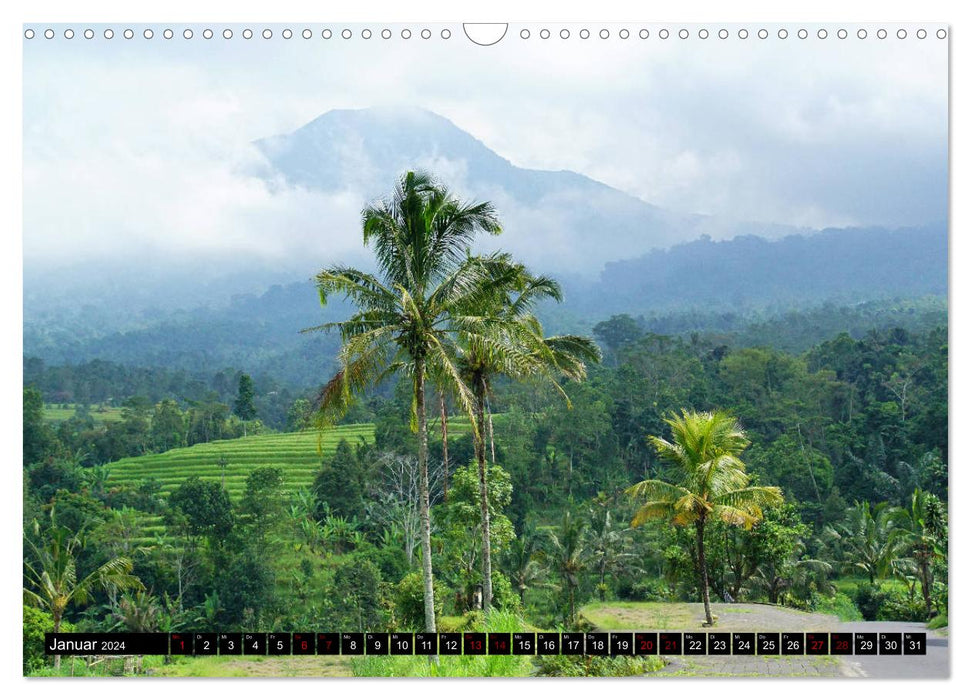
[[24, 225, 947, 388], [254, 107, 803, 272], [557, 223, 947, 319], [23, 107, 947, 386]]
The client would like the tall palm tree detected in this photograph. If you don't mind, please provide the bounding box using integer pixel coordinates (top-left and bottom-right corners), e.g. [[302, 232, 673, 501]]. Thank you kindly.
[[23, 510, 142, 668], [454, 264, 600, 613], [308, 170, 510, 637], [626, 410, 783, 626]]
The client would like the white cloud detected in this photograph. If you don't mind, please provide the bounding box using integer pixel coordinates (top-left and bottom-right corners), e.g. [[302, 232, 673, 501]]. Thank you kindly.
[[23, 23, 948, 272]]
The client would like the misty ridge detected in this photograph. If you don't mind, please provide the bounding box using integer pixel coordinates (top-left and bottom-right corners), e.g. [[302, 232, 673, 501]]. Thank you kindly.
[[23, 107, 946, 385]]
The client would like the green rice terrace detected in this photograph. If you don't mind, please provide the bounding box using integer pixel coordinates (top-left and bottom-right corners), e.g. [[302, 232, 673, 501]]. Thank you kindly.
[[105, 424, 374, 501], [45, 404, 124, 424], [102, 425, 373, 547]]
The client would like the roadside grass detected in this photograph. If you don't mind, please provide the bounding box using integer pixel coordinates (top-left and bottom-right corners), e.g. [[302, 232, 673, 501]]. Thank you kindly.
[[813, 592, 863, 621], [152, 655, 351, 677], [28, 655, 168, 677], [928, 613, 948, 632], [581, 601, 699, 631], [352, 610, 534, 677]]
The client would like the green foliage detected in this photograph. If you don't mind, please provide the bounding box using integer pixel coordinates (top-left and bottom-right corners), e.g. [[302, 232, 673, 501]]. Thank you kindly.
[[877, 588, 926, 622], [23, 510, 142, 634], [352, 609, 534, 677], [168, 477, 235, 542], [241, 467, 285, 545], [150, 399, 185, 452], [24, 386, 58, 466], [312, 438, 368, 520], [210, 546, 274, 629], [393, 571, 444, 631], [808, 592, 862, 621], [233, 374, 257, 422], [535, 653, 664, 677], [824, 501, 909, 584], [853, 582, 887, 621], [23, 606, 73, 673], [286, 397, 312, 432], [708, 502, 809, 603], [28, 460, 83, 503], [490, 571, 520, 613], [852, 582, 925, 622], [542, 510, 588, 625], [331, 558, 385, 630], [593, 314, 645, 360]]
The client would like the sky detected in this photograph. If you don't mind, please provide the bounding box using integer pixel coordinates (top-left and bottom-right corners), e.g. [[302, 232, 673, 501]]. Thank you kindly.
[[22, 21, 948, 271]]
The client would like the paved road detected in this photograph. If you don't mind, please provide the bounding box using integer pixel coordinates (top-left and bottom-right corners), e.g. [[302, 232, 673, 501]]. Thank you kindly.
[[652, 654, 844, 677], [836, 621, 949, 679], [589, 603, 948, 679]]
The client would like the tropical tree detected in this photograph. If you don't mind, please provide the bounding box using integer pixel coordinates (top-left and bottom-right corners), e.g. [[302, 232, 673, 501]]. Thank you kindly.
[[543, 510, 588, 625], [453, 261, 600, 612], [626, 410, 783, 626], [588, 503, 633, 602], [898, 489, 946, 618], [23, 510, 142, 667], [233, 373, 257, 436], [824, 501, 909, 584], [503, 523, 545, 605], [308, 170, 510, 638]]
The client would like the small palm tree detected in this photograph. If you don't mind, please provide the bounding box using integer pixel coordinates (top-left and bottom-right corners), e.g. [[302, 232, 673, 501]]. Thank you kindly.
[[543, 511, 588, 625], [503, 523, 545, 605], [626, 410, 783, 626], [308, 170, 512, 637], [23, 510, 142, 667], [112, 590, 162, 633], [588, 506, 633, 602], [898, 489, 946, 618], [824, 501, 909, 584]]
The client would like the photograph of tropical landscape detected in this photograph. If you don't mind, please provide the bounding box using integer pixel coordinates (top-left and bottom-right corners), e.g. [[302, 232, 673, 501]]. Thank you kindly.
[[21, 21, 949, 680]]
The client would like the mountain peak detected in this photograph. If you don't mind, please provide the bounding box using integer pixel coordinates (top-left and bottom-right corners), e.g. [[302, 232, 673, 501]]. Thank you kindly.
[[253, 107, 791, 272]]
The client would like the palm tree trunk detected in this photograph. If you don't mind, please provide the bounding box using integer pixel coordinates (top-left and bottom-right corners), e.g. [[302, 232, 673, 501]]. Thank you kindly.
[[918, 551, 933, 618], [439, 392, 449, 501], [486, 396, 496, 464], [569, 584, 576, 625], [696, 519, 714, 626], [414, 363, 438, 648], [53, 611, 62, 670], [474, 374, 494, 614]]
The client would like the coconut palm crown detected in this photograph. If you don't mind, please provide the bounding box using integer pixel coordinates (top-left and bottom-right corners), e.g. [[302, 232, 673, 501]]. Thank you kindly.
[[626, 409, 783, 625]]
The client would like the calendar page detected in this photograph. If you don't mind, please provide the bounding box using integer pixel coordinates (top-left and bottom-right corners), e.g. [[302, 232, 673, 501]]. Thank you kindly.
[[22, 21, 949, 680]]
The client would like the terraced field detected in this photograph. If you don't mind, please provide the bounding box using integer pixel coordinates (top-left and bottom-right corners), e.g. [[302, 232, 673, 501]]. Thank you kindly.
[[45, 404, 124, 423], [106, 424, 375, 501]]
